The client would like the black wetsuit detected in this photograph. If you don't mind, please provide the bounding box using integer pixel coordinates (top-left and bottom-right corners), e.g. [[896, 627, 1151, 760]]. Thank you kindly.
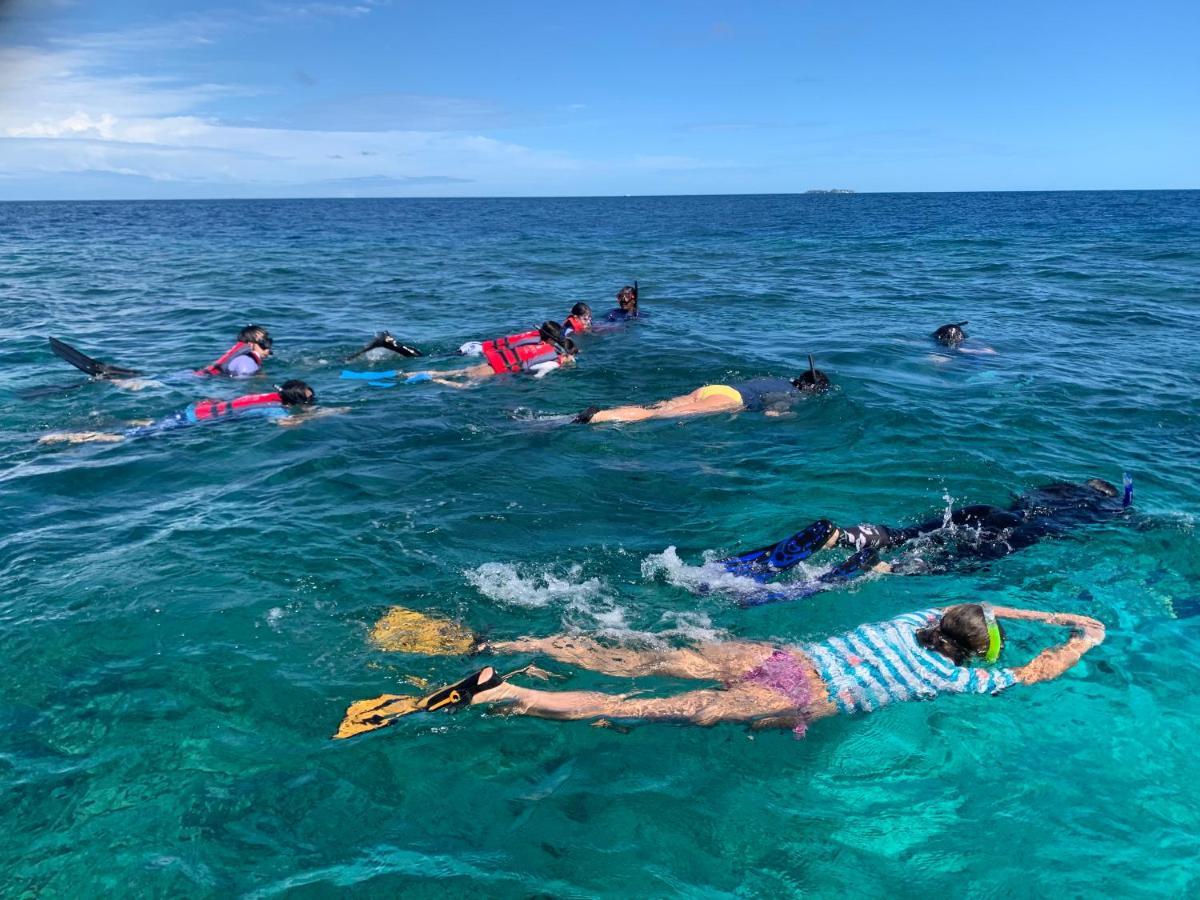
[[730, 378, 801, 413], [837, 481, 1127, 572]]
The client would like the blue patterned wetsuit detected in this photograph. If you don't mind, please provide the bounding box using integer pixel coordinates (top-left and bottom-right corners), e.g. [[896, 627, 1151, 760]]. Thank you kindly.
[[802, 608, 1019, 715]]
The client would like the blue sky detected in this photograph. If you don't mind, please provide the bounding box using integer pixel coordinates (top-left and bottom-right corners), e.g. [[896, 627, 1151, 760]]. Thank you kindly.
[[0, 0, 1196, 199]]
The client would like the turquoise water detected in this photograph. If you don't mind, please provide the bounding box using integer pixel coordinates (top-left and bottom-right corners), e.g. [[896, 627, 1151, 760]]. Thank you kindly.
[[1, 192, 1198, 897]]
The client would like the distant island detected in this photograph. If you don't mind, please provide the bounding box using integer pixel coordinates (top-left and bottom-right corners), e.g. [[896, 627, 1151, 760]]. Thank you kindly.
[[805, 188, 855, 194]]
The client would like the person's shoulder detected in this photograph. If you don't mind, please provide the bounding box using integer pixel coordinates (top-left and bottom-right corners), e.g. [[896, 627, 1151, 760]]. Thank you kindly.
[[893, 608, 940, 627]]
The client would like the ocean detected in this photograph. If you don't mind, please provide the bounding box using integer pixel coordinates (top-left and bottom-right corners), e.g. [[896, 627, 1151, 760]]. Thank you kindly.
[[1, 191, 1198, 896]]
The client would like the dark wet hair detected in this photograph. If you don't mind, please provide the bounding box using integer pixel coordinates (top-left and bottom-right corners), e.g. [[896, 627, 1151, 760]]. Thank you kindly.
[[616, 283, 638, 306], [792, 355, 831, 393], [538, 320, 566, 347], [279, 379, 316, 406], [561, 337, 579, 356], [570, 302, 592, 318], [792, 370, 830, 392], [932, 322, 968, 347], [916, 604, 1003, 666], [239, 324, 272, 349]]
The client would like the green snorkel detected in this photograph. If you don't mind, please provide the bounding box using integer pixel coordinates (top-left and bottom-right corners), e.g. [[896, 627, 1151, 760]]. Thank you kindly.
[[982, 605, 1002, 663]]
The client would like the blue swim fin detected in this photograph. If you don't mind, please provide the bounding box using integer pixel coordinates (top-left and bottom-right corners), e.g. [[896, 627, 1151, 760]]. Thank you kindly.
[[341, 369, 399, 380], [739, 547, 879, 607], [720, 519, 835, 582]]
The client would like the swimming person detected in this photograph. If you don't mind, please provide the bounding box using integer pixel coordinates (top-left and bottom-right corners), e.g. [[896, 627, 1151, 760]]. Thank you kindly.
[[711, 477, 1133, 604], [930, 321, 995, 356], [573, 356, 830, 424], [563, 302, 593, 337], [38, 379, 330, 444], [194, 325, 274, 377], [335, 603, 1105, 738], [47, 325, 275, 382], [604, 282, 642, 322], [456, 303, 593, 357], [360, 321, 579, 387]]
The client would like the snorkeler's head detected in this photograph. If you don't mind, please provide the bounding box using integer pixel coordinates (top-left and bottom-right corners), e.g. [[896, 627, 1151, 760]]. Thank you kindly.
[[279, 379, 316, 406], [917, 604, 1004, 666], [616, 283, 638, 309], [932, 322, 968, 347], [1016, 477, 1127, 523], [792, 354, 831, 393], [571, 302, 592, 319], [538, 320, 567, 348], [239, 324, 273, 350]]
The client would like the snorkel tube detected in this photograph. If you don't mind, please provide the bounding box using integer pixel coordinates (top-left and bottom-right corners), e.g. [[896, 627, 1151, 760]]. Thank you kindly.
[[982, 605, 1002, 663], [1123, 472, 1134, 508]]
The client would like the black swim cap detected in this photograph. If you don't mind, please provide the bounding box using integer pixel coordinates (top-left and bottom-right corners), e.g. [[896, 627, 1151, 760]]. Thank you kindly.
[[279, 379, 315, 406], [932, 322, 968, 347], [239, 325, 273, 349]]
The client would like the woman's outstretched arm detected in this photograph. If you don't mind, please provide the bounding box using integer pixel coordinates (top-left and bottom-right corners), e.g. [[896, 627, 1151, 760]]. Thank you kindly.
[[1007, 613, 1106, 685]]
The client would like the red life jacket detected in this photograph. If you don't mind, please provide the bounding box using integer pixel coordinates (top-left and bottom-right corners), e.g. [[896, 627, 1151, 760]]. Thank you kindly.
[[187, 392, 281, 422], [195, 342, 262, 377], [564, 315, 589, 335], [481, 329, 563, 374]]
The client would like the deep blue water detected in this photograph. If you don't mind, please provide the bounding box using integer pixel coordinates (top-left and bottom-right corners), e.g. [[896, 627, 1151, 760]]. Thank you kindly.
[[1, 192, 1198, 897]]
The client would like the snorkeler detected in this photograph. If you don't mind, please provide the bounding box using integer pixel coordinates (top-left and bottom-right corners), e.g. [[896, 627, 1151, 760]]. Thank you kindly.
[[335, 603, 1105, 739], [709, 477, 1134, 605], [604, 282, 642, 322], [48, 325, 275, 382], [456, 303, 593, 357], [37, 379, 334, 444], [349, 321, 578, 387], [930, 321, 995, 356], [563, 302, 592, 337], [573, 356, 829, 424]]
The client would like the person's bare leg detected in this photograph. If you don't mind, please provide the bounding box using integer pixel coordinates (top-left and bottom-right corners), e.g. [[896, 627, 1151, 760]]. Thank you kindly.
[[492, 635, 775, 681], [473, 681, 796, 727], [410, 363, 493, 382], [39, 431, 125, 445], [590, 390, 740, 424]]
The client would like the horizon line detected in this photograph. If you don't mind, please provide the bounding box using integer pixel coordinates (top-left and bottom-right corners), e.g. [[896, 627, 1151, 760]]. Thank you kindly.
[[1, 187, 1197, 203]]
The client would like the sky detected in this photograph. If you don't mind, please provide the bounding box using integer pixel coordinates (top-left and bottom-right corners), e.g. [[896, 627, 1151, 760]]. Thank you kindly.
[[0, 0, 1196, 199]]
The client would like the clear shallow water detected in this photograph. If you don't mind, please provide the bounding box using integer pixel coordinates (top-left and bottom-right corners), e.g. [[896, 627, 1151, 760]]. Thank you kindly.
[[1, 192, 1198, 896]]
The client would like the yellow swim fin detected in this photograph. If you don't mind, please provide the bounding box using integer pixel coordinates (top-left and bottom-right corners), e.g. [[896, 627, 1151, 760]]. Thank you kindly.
[[333, 667, 503, 740], [334, 693, 423, 739], [369, 606, 478, 656]]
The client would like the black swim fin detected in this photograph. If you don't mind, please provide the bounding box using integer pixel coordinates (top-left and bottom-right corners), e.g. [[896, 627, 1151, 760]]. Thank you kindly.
[[48, 337, 142, 379], [721, 519, 836, 581], [346, 331, 423, 361]]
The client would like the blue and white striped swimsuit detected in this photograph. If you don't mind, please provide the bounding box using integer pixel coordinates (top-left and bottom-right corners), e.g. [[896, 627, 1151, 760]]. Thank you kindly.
[[802, 608, 1018, 715]]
